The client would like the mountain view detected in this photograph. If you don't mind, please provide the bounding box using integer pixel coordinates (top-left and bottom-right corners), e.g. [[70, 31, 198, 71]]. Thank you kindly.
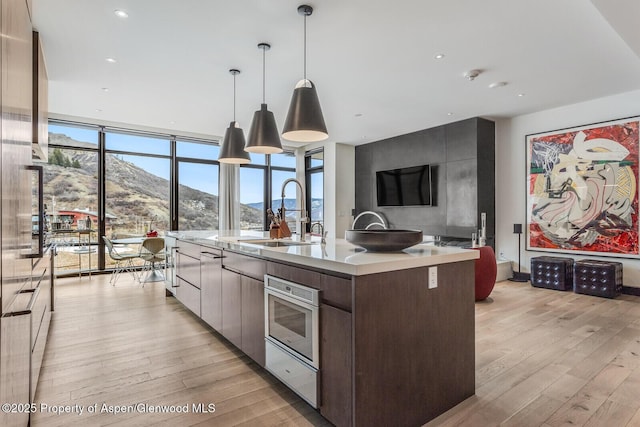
[[45, 133, 271, 233], [247, 199, 324, 222]]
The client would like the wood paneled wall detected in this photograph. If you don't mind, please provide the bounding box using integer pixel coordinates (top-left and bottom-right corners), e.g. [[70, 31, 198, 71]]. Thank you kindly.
[[1, 1, 34, 426]]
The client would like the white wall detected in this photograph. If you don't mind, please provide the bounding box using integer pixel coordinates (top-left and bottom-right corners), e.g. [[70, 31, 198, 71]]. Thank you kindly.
[[496, 89, 640, 287], [333, 143, 355, 237]]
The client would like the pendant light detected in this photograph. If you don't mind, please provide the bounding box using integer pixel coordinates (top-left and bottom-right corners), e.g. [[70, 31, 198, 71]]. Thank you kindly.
[[282, 4, 328, 143], [246, 43, 283, 154], [218, 69, 251, 164]]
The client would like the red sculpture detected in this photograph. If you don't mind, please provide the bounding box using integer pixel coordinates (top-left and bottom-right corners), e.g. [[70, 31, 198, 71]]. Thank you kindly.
[[473, 246, 497, 301]]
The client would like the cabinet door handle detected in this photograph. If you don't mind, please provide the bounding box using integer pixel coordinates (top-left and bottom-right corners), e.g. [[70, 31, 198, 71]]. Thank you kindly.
[[2, 288, 41, 317], [201, 251, 223, 259]]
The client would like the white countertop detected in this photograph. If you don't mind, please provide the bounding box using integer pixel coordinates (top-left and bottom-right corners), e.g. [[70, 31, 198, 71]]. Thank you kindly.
[[167, 230, 479, 276]]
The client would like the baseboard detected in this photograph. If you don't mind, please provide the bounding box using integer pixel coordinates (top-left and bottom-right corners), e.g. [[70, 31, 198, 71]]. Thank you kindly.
[[622, 286, 640, 296]]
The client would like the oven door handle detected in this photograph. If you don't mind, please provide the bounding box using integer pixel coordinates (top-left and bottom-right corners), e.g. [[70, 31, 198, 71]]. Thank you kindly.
[[264, 287, 318, 312]]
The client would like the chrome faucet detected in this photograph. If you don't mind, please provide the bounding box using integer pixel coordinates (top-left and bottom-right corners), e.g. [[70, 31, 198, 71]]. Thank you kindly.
[[281, 178, 309, 241], [310, 222, 327, 244]]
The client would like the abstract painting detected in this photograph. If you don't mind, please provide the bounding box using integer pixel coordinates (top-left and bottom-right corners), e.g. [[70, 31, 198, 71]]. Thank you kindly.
[[526, 117, 640, 257]]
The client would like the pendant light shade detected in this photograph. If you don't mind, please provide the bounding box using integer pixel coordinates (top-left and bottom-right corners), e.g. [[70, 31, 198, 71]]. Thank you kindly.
[[247, 104, 282, 154], [282, 5, 328, 142], [246, 43, 283, 154], [219, 69, 250, 164], [282, 79, 327, 142], [219, 121, 250, 164]]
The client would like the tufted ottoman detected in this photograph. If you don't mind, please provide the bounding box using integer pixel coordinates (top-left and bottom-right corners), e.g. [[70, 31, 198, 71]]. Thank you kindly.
[[573, 259, 623, 298], [530, 256, 574, 291]]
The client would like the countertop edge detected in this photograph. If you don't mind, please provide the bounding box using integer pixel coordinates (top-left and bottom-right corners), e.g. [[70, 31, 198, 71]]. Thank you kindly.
[[167, 231, 480, 276]]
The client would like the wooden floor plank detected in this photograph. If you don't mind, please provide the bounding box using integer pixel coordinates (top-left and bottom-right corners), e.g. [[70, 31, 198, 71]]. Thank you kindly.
[[32, 275, 640, 426]]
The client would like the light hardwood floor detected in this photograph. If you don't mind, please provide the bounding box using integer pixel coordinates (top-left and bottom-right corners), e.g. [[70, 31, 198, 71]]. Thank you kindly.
[[32, 273, 640, 426]]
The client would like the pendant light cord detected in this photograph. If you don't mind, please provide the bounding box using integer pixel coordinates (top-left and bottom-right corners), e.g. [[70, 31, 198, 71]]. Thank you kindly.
[[262, 47, 266, 103], [233, 72, 236, 121], [303, 13, 307, 81]]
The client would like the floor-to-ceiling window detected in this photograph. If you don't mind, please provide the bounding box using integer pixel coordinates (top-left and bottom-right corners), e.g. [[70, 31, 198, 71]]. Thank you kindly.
[[46, 119, 300, 273], [105, 131, 171, 238], [239, 151, 297, 231], [305, 149, 324, 233], [239, 153, 267, 230], [176, 140, 219, 230], [45, 123, 100, 274], [46, 121, 221, 274], [270, 151, 297, 231]]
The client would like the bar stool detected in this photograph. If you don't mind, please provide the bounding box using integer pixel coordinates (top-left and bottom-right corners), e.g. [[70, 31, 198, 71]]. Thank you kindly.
[[139, 237, 165, 285]]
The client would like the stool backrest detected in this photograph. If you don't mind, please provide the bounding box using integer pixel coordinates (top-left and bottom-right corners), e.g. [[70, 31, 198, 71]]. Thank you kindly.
[[141, 237, 165, 255]]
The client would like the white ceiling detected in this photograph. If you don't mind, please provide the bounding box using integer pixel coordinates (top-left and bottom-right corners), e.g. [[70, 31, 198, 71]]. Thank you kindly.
[[32, 0, 640, 147]]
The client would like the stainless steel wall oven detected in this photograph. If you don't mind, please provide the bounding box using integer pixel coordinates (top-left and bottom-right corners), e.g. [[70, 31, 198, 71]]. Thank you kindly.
[[264, 275, 319, 407]]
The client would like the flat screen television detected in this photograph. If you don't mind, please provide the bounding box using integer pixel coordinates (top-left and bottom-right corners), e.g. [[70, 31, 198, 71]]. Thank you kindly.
[[376, 164, 433, 206]]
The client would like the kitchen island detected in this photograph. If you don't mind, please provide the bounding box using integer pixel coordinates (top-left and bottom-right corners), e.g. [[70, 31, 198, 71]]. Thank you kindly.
[[166, 230, 478, 427]]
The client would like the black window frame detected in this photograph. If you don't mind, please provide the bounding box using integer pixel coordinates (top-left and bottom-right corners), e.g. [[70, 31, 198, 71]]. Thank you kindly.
[[47, 119, 299, 271], [304, 148, 324, 233]]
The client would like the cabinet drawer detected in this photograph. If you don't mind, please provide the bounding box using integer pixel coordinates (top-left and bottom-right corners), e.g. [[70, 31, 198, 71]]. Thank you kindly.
[[176, 277, 201, 316], [176, 240, 202, 259], [267, 261, 352, 311], [266, 339, 318, 408], [176, 251, 200, 288], [223, 250, 266, 281]]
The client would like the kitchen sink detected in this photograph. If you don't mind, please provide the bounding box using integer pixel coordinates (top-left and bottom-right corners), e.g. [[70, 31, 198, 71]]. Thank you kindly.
[[239, 239, 314, 247]]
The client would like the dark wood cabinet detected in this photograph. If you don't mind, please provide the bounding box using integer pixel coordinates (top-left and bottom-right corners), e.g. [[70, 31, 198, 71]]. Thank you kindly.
[[172, 242, 475, 427], [175, 243, 201, 316], [175, 278, 200, 317], [241, 276, 265, 367], [320, 303, 352, 427], [201, 249, 222, 331], [175, 241, 201, 288], [221, 267, 242, 348], [32, 31, 48, 162], [1, 0, 38, 424], [30, 251, 52, 402]]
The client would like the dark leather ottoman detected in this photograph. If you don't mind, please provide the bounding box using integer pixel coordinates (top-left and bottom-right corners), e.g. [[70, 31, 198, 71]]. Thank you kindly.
[[530, 256, 574, 291], [573, 259, 623, 298]]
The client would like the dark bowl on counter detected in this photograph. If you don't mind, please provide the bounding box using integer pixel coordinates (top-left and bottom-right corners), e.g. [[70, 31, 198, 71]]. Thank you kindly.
[[345, 229, 423, 252]]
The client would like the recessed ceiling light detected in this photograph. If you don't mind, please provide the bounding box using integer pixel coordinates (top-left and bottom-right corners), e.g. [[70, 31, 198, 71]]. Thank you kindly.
[[114, 9, 129, 18], [101, 87, 109, 92], [355, 113, 363, 117], [434, 53, 445, 60], [105, 57, 117, 63], [447, 112, 454, 116], [517, 93, 525, 97], [95, 109, 102, 112], [489, 82, 507, 89]]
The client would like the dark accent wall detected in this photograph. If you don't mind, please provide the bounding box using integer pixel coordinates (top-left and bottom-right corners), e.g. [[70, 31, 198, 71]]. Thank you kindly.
[[355, 117, 495, 243]]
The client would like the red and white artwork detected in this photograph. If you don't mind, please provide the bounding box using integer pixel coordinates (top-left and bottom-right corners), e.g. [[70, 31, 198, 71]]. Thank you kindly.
[[527, 117, 639, 257]]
